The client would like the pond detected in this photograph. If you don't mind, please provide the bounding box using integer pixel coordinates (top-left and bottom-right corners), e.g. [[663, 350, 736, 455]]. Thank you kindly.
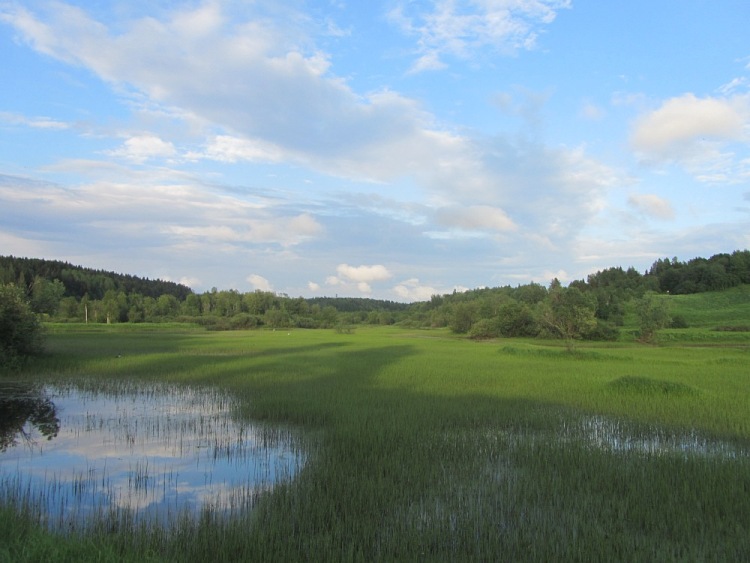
[[0, 381, 306, 531]]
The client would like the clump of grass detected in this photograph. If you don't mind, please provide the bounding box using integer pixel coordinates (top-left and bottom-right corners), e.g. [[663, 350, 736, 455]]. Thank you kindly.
[[607, 375, 697, 396]]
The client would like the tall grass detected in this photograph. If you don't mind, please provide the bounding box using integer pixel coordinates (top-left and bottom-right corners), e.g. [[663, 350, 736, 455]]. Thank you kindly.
[[1, 324, 749, 561]]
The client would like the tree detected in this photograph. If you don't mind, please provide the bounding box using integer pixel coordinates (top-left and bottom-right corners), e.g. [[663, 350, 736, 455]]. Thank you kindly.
[[497, 301, 538, 337], [449, 301, 478, 334], [30, 277, 65, 316], [635, 292, 671, 343], [539, 285, 597, 350], [0, 284, 44, 368]]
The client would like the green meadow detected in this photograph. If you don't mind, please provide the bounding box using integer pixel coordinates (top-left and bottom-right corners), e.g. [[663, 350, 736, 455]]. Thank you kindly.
[[2, 307, 750, 561]]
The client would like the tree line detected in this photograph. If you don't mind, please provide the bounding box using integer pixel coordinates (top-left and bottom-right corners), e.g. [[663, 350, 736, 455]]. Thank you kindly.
[[0, 256, 192, 301], [1, 250, 749, 365]]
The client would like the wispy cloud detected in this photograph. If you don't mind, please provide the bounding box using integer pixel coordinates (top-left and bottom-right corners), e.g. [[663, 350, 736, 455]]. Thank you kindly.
[[627, 193, 675, 220], [0, 111, 70, 129], [388, 0, 571, 73]]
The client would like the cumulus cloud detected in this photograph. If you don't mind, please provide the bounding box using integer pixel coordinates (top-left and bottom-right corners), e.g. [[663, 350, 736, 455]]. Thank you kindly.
[[393, 278, 469, 302], [247, 274, 273, 291], [318, 264, 393, 296], [631, 93, 747, 158], [627, 194, 675, 220], [336, 264, 392, 283], [388, 0, 571, 72], [357, 282, 372, 294], [630, 93, 750, 183]]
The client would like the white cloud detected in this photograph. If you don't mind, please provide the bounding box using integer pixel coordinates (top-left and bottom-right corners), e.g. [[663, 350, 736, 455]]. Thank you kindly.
[[717, 77, 748, 96], [106, 135, 177, 163], [0, 1, 622, 252], [393, 278, 469, 301], [0, 2, 488, 187], [189, 135, 284, 163], [627, 194, 675, 220], [178, 276, 201, 288], [336, 264, 392, 283], [247, 274, 273, 292], [631, 94, 747, 158], [630, 93, 750, 184], [435, 205, 517, 233], [165, 213, 323, 247], [389, 0, 572, 72], [307, 281, 320, 292], [356, 282, 372, 294], [0, 111, 69, 129]]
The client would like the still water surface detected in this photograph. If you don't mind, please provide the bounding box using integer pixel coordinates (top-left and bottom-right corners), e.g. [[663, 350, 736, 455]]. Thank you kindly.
[[0, 381, 305, 530]]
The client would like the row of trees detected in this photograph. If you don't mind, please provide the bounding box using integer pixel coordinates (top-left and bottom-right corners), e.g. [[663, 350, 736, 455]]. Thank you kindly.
[[403, 279, 672, 346], [35, 287, 403, 330], [3, 250, 745, 366]]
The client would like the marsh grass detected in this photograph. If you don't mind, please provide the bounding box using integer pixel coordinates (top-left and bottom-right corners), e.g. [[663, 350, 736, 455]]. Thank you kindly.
[[1, 324, 749, 560]]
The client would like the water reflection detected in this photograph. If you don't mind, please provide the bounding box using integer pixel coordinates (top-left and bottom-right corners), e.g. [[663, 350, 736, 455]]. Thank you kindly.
[[0, 382, 305, 530], [563, 415, 749, 459], [0, 384, 60, 451]]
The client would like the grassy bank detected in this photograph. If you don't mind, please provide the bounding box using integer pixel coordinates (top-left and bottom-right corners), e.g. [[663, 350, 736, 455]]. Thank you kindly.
[[1, 323, 749, 561]]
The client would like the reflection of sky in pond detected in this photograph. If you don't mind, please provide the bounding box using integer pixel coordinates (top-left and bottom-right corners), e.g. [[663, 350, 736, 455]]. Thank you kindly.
[[0, 383, 306, 530]]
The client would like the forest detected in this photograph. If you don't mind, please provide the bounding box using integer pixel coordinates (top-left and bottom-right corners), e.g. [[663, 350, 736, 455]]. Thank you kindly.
[[1, 250, 749, 340]]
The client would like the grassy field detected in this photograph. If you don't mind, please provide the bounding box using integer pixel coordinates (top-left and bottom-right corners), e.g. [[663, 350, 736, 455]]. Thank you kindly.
[[1, 301, 750, 561]]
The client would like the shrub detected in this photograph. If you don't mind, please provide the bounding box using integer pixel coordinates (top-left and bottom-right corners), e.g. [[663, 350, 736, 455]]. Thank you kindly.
[[469, 318, 500, 339], [583, 320, 620, 341], [670, 315, 689, 329]]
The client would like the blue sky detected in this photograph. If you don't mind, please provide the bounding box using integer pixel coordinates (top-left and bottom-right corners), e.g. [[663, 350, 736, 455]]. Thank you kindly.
[[1, 1, 749, 301]]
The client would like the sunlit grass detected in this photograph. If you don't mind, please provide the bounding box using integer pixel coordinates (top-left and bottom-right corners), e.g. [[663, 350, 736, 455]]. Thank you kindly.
[[1, 324, 749, 560]]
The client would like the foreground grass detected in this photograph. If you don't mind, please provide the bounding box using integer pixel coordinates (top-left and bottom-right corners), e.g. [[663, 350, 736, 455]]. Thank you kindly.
[[2, 324, 749, 561]]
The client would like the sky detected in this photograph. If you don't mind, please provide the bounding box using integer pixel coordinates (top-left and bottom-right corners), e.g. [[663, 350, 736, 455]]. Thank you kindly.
[[1, 1, 749, 301]]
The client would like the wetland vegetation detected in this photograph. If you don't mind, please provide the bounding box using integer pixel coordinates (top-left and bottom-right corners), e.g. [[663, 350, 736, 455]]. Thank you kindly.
[[1, 319, 749, 561]]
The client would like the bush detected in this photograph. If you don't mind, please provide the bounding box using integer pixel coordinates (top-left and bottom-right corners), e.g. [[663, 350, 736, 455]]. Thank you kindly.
[[0, 284, 45, 368], [670, 315, 689, 329], [583, 320, 620, 341], [469, 318, 500, 339], [496, 302, 539, 337]]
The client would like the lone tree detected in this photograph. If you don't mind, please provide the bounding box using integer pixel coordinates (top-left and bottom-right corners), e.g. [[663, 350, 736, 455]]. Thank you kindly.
[[0, 284, 44, 369], [635, 291, 671, 343], [540, 284, 597, 351]]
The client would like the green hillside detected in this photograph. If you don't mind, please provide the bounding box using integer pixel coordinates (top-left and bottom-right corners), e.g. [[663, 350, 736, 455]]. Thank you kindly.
[[669, 285, 750, 328]]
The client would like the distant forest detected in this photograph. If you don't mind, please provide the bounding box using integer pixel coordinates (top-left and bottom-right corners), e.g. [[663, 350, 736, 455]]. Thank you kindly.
[[1, 250, 749, 339], [0, 256, 192, 301]]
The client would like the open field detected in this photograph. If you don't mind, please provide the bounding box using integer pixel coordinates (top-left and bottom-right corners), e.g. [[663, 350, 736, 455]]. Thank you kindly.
[[2, 320, 749, 561]]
